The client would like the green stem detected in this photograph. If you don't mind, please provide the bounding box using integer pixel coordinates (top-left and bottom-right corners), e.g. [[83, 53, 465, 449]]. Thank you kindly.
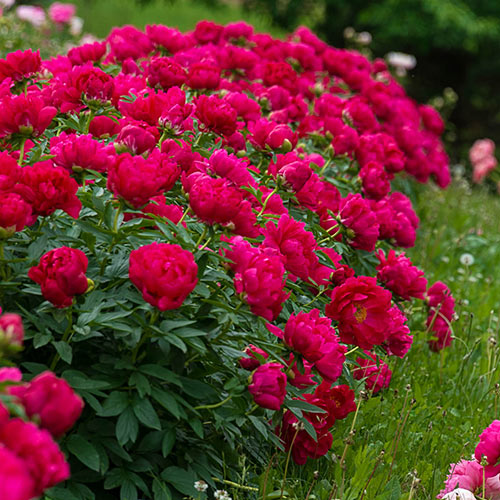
[[178, 206, 190, 224], [131, 309, 159, 363], [258, 187, 278, 217], [211, 478, 258, 492], [280, 427, 300, 500], [49, 308, 73, 371], [18, 138, 26, 166], [194, 395, 232, 411], [113, 204, 122, 233], [194, 226, 208, 248]]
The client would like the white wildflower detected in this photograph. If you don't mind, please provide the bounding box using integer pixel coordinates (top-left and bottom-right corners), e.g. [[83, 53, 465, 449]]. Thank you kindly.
[[194, 480, 208, 493]]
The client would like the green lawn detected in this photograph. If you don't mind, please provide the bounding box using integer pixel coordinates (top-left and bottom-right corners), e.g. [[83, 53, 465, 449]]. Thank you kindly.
[[73, 0, 285, 39]]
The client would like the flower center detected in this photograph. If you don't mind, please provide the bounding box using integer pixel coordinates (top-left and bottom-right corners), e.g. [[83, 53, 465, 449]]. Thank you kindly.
[[354, 303, 367, 323]]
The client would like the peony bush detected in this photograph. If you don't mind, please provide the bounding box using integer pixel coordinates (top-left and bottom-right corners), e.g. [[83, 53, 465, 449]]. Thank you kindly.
[[0, 18, 457, 499]]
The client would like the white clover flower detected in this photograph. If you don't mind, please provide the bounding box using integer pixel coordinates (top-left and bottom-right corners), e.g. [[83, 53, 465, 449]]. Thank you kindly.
[[194, 480, 208, 492], [459, 253, 474, 266]]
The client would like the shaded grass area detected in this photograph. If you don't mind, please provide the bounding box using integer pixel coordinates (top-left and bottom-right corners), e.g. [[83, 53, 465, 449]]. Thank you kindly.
[[73, 0, 285, 39]]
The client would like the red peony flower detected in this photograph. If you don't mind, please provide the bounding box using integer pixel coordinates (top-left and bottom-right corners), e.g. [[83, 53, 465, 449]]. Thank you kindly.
[[9, 371, 84, 438], [188, 174, 243, 225], [115, 123, 158, 155], [239, 344, 269, 371], [187, 61, 220, 90], [0, 94, 56, 139], [248, 362, 287, 410], [50, 132, 114, 174], [0, 419, 70, 496], [0, 192, 32, 237], [15, 161, 81, 221], [320, 193, 379, 252], [325, 276, 393, 349], [28, 247, 89, 308], [146, 57, 187, 89], [376, 249, 427, 300], [0, 312, 24, 347], [129, 242, 198, 311], [194, 94, 238, 136], [353, 352, 392, 394], [475, 420, 500, 477], [107, 150, 180, 208], [262, 215, 318, 280], [314, 382, 357, 420], [359, 161, 391, 200], [0, 49, 41, 82], [0, 445, 36, 500], [234, 247, 289, 321], [68, 42, 107, 66]]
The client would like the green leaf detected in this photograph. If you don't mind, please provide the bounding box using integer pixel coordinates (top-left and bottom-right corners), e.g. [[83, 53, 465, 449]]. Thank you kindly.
[[120, 480, 138, 500], [286, 399, 327, 414], [66, 435, 100, 472], [162, 429, 176, 457], [161, 466, 197, 496], [116, 406, 138, 446], [132, 396, 161, 430], [53, 341, 73, 364], [99, 391, 129, 417], [151, 387, 181, 419], [152, 478, 172, 500]]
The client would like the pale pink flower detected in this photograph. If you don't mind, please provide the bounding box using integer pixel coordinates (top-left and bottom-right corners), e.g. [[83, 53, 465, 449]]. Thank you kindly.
[[469, 138, 495, 164], [48, 2, 76, 24], [16, 5, 45, 27]]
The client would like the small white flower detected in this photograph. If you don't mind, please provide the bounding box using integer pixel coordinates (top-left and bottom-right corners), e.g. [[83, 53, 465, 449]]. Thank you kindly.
[[441, 488, 476, 500], [69, 16, 84, 36], [356, 31, 372, 45], [194, 480, 208, 493], [214, 490, 232, 500], [386, 51, 417, 70], [459, 253, 474, 266]]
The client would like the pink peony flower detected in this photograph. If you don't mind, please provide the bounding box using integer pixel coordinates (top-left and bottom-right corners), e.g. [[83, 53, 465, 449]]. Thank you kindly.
[[129, 242, 198, 311], [0, 312, 24, 346], [48, 2, 76, 24], [16, 5, 46, 27], [248, 362, 287, 410]]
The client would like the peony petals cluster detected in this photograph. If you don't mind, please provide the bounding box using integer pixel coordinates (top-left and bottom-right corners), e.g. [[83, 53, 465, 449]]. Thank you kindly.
[[28, 246, 89, 308], [129, 242, 198, 311]]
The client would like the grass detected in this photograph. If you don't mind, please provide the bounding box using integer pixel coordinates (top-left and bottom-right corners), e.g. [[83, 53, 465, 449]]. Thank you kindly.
[[72, 0, 285, 39]]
